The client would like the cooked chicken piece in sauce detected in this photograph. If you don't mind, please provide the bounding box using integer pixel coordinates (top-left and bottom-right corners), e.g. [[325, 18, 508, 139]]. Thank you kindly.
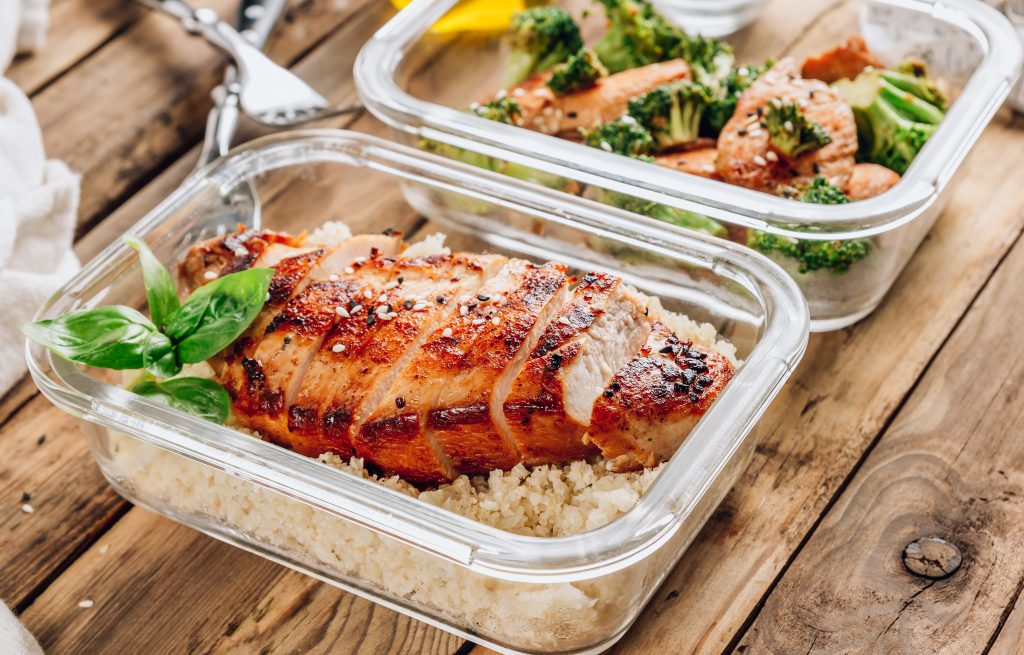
[[844, 163, 900, 201], [502, 59, 691, 137], [655, 146, 720, 180], [801, 36, 882, 84], [181, 228, 734, 484], [716, 58, 858, 193]]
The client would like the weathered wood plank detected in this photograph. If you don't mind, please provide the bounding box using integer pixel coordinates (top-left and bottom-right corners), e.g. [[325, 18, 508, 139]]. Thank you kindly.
[[32, 0, 374, 238], [733, 224, 1024, 653], [6, 0, 143, 95], [989, 587, 1024, 655]]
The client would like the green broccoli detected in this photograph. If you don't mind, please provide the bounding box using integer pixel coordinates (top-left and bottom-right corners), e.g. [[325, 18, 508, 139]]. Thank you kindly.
[[469, 96, 523, 125], [749, 177, 869, 274], [593, 189, 727, 238], [546, 48, 608, 95], [504, 7, 583, 87], [627, 79, 714, 151], [747, 232, 870, 274], [886, 58, 946, 110], [765, 99, 832, 158], [833, 65, 945, 175], [798, 176, 849, 205], [580, 117, 654, 159], [593, 0, 733, 83], [702, 60, 774, 137]]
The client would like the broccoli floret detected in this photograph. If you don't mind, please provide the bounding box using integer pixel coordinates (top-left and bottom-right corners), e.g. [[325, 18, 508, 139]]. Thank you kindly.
[[833, 67, 944, 174], [469, 96, 523, 125], [886, 58, 946, 111], [593, 0, 733, 83], [750, 176, 868, 274], [546, 48, 608, 95], [627, 79, 713, 151], [420, 137, 495, 171], [580, 117, 654, 158], [671, 32, 734, 87], [702, 60, 774, 137], [593, 189, 727, 238], [798, 176, 849, 205], [504, 7, 583, 87], [765, 100, 832, 158], [747, 232, 870, 274]]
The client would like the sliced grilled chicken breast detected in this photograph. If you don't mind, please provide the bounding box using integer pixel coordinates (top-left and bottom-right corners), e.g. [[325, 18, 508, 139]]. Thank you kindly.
[[289, 253, 506, 460], [503, 273, 651, 464], [180, 229, 737, 483], [589, 321, 734, 470], [505, 60, 692, 136], [428, 261, 570, 474], [716, 58, 858, 193]]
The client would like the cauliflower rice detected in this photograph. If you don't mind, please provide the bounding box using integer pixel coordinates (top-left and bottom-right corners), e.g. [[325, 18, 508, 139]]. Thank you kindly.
[[105, 223, 739, 650]]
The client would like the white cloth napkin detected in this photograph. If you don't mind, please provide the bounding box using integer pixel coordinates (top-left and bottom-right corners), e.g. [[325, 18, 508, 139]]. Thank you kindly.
[[0, 0, 79, 399], [0, 602, 43, 655]]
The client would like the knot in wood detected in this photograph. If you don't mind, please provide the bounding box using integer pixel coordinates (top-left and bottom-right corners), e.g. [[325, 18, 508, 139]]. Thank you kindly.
[[902, 537, 962, 580]]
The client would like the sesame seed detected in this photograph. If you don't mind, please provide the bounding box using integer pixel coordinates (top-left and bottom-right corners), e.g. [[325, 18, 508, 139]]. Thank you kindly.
[[332, 343, 346, 353], [476, 295, 490, 302], [558, 316, 571, 325], [382, 281, 398, 290], [491, 295, 505, 304], [491, 316, 500, 325], [442, 327, 453, 338], [460, 305, 469, 316], [344, 267, 355, 275], [335, 306, 350, 318], [78, 600, 94, 608], [413, 302, 429, 311], [746, 121, 760, 132], [620, 114, 638, 126], [350, 304, 363, 314], [472, 318, 485, 325], [328, 274, 339, 281], [21, 503, 33, 514], [98, 544, 110, 555], [354, 256, 367, 264], [784, 120, 794, 133], [203, 271, 217, 281], [375, 305, 389, 315], [765, 151, 779, 162], [265, 292, 270, 302], [376, 294, 387, 303], [753, 155, 767, 166], [748, 128, 763, 137], [599, 141, 612, 152], [495, 89, 508, 100], [512, 88, 525, 97], [363, 290, 373, 299]]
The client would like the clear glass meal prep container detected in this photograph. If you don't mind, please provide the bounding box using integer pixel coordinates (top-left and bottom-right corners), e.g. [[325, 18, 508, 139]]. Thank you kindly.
[[355, 0, 1023, 331], [26, 131, 807, 655]]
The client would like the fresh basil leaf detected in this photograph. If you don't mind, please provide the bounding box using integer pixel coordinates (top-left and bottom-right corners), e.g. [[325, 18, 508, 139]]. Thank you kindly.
[[164, 267, 273, 364], [125, 234, 180, 330], [129, 376, 230, 424], [21, 306, 156, 370], [142, 331, 180, 379]]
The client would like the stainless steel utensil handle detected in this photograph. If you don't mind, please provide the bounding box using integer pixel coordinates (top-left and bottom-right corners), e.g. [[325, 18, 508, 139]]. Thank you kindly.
[[138, 0, 264, 71], [194, 0, 286, 169]]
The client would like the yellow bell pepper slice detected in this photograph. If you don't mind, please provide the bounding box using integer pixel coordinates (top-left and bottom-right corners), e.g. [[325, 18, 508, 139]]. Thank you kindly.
[[390, 0, 524, 34]]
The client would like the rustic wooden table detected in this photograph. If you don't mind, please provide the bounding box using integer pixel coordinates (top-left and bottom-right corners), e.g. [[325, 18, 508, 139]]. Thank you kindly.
[[3, 0, 1024, 653]]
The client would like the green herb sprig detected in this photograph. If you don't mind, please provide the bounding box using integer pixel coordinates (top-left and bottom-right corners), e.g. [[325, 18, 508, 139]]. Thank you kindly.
[[22, 235, 272, 423]]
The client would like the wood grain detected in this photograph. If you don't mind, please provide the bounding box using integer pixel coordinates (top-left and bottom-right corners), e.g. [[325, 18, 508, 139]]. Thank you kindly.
[[734, 224, 1024, 654]]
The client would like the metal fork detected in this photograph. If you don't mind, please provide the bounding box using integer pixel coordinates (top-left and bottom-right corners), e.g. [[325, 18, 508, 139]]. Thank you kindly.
[[139, 0, 357, 126], [192, 0, 287, 236]]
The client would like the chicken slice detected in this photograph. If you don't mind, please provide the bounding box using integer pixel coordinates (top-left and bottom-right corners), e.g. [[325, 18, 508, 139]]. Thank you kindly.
[[178, 229, 310, 291], [503, 272, 651, 464], [844, 163, 900, 201], [288, 253, 506, 459], [427, 261, 570, 474], [505, 60, 691, 136], [351, 255, 518, 484], [588, 321, 734, 471], [801, 36, 882, 84], [716, 58, 858, 193], [655, 146, 720, 180]]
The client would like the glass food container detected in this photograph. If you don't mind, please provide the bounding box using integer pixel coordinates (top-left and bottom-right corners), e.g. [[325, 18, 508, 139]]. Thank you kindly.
[[26, 131, 807, 655], [355, 0, 1023, 331]]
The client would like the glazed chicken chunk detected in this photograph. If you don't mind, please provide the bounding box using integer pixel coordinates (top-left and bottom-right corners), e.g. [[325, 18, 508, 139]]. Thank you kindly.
[[181, 228, 735, 484]]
